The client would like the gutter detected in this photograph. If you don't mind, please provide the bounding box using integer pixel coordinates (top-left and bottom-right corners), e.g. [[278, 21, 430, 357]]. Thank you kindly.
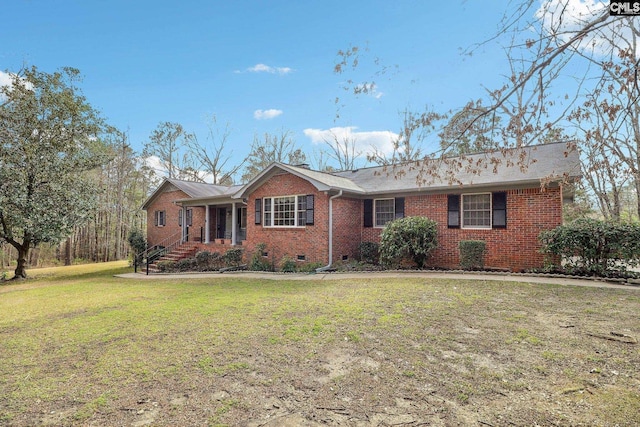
[[316, 190, 343, 273]]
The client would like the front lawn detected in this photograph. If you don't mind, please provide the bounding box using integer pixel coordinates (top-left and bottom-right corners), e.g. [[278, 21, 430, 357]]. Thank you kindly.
[[1, 263, 638, 426]]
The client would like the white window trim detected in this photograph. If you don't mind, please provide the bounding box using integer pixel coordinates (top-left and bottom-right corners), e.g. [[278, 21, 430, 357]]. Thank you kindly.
[[155, 210, 166, 227], [374, 198, 395, 228], [263, 195, 307, 228], [461, 193, 492, 230]]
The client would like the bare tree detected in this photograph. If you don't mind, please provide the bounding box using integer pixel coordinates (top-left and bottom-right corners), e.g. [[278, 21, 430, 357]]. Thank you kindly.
[[241, 130, 306, 182], [322, 129, 362, 170], [310, 148, 337, 172], [186, 115, 244, 185], [142, 121, 196, 180], [368, 108, 444, 166]]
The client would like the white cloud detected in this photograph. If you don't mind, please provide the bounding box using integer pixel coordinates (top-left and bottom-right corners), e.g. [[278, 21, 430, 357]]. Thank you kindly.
[[246, 63, 293, 75], [535, 0, 625, 55], [143, 155, 167, 176], [0, 71, 33, 99], [254, 109, 283, 120], [0, 71, 13, 87], [303, 126, 398, 156]]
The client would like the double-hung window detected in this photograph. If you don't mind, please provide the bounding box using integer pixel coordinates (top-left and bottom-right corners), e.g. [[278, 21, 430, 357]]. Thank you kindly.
[[461, 193, 492, 229], [263, 195, 310, 227], [154, 210, 166, 227], [448, 192, 506, 229], [375, 199, 395, 227], [363, 197, 405, 228]]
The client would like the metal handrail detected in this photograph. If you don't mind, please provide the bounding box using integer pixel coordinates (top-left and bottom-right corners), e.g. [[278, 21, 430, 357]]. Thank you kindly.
[[136, 230, 185, 275]]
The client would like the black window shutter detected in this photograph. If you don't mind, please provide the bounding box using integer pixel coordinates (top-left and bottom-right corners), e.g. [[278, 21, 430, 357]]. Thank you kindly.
[[395, 197, 405, 219], [492, 192, 507, 228], [363, 199, 373, 228], [254, 199, 262, 224], [447, 195, 460, 228], [178, 209, 183, 227], [305, 195, 314, 225]]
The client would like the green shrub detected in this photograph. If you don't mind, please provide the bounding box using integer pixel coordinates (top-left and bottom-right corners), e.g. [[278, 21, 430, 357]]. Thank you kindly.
[[358, 241, 380, 264], [297, 262, 324, 273], [176, 258, 197, 271], [223, 248, 244, 267], [195, 251, 222, 271], [280, 256, 297, 272], [127, 228, 147, 266], [379, 216, 438, 269], [459, 240, 487, 270], [127, 228, 147, 254], [539, 218, 640, 275], [249, 243, 273, 271], [156, 260, 176, 272]]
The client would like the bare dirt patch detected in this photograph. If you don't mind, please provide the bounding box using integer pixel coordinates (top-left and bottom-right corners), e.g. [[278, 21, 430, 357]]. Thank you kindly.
[[1, 276, 638, 426]]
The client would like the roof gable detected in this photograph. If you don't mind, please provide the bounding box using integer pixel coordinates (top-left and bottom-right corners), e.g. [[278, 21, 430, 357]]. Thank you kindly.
[[233, 163, 365, 198], [142, 178, 240, 209]]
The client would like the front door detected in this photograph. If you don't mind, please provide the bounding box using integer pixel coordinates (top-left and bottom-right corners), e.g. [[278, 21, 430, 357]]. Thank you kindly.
[[217, 208, 226, 239]]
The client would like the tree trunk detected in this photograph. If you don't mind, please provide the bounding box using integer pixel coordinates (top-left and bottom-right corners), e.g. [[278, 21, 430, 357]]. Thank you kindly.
[[65, 237, 72, 266], [636, 177, 640, 220], [14, 244, 29, 279]]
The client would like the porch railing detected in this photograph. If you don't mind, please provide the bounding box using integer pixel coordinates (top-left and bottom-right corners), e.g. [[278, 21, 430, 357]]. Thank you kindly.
[[135, 230, 184, 275]]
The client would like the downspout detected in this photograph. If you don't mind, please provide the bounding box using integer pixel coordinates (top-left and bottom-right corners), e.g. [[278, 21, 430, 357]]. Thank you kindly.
[[316, 190, 343, 272]]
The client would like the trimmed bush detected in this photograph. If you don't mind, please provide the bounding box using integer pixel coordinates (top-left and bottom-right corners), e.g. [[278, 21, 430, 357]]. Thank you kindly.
[[249, 243, 272, 271], [459, 240, 487, 270], [156, 260, 176, 272], [358, 241, 380, 264], [280, 256, 297, 272], [195, 250, 222, 271], [379, 216, 438, 269], [539, 218, 640, 276], [297, 262, 324, 273], [223, 248, 244, 267], [176, 258, 196, 271]]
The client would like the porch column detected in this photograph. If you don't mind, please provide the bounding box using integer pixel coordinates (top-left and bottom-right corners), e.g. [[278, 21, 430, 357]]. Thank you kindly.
[[231, 202, 237, 246], [205, 205, 210, 243]]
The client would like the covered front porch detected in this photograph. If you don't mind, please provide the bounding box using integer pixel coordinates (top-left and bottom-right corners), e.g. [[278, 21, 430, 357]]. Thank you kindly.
[[179, 197, 247, 247]]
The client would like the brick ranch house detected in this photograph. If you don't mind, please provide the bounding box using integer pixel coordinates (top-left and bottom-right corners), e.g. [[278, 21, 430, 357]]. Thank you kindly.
[[142, 142, 581, 272]]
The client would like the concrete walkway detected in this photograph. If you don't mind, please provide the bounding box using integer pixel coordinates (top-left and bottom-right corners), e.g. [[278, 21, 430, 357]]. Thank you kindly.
[[116, 270, 640, 291]]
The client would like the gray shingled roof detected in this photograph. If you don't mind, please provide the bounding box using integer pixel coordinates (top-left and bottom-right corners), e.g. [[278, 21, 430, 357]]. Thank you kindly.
[[233, 163, 365, 198], [144, 142, 581, 209], [167, 178, 242, 198], [332, 142, 581, 195], [142, 178, 243, 209]]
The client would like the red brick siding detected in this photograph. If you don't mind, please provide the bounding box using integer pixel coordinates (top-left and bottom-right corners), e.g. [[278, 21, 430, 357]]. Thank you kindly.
[[152, 174, 562, 271], [145, 189, 206, 247], [246, 173, 330, 265], [357, 187, 562, 271], [187, 206, 207, 242], [332, 197, 362, 263]]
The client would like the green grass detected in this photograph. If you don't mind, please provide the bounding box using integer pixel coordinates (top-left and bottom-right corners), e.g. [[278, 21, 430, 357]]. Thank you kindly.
[[1, 264, 639, 426]]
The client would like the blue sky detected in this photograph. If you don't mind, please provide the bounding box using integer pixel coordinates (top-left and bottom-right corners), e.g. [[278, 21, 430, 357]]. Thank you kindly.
[[3, 0, 533, 176]]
